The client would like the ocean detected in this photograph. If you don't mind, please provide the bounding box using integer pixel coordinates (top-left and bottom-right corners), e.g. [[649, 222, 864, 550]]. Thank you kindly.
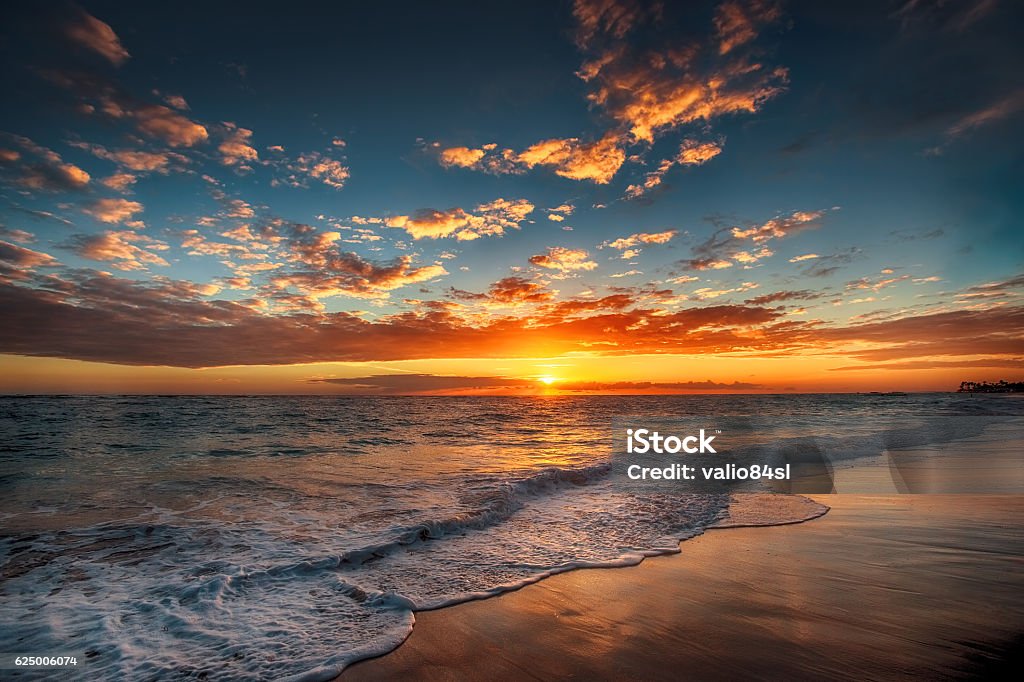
[[1, 394, 1019, 680]]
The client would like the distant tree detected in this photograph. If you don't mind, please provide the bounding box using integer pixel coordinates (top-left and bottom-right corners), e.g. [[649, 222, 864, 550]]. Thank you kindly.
[[957, 380, 1024, 393]]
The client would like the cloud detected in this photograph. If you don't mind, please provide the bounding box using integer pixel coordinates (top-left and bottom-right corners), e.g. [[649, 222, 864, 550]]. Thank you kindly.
[[832, 358, 1024, 372], [223, 199, 256, 219], [572, 0, 652, 45], [814, 306, 1024, 362], [692, 281, 759, 300], [0, 271, 795, 367], [845, 273, 910, 293], [63, 5, 130, 66], [439, 146, 487, 168], [607, 230, 676, 250], [266, 229, 449, 303], [218, 123, 259, 167], [730, 210, 824, 242], [310, 374, 764, 394], [577, 1, 788, 143], [798, 248, 861, 278], [745, 290, 822, 306], [442, 139, 610, 181], [181, 230, 255, 258], [557, 379, 764, 391], [82, 198, 144, 224], [627, 140, 728, 199], [515, 133, 626, 183], [487, 276, 557, 304], [0, 135, 90, 191], [100, 172, 137, 191], [965, 273, 1024, 294], [37, 65, 210, 148], [681, 210, 826, 270], [311, 373, 535, 394], [65, 231, 169, 271], [949, 93, 1024, 137], [71, 142, 182, 172], [385, 198, 534, 240], [277, 151, 349, 189], [926, 90, 1024, 154], [436, 134, 627, 183], [4, 261, 1021, 369], [890, 228, 944, 242], [0, 241, 58, 269], [946, 89, 1024, 139], [529, 246, 598, 272], [128, 103, 209, 147], [0, 228, 36, 244], [893, 0, 1001, 33], [439, 1, 783, 186], [159, 92, 189, 110], [450, 276, 556, 306], [714, 0, 780, 55]]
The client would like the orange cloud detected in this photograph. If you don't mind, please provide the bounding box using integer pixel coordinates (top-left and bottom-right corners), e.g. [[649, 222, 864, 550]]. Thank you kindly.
[[100, 172, 138, 191], [439, 146, 487, 168], [0, 135, 90, 191], [714, 0, 780, 55], [0, 241, 57, 269], [573, 0, 652, 46], [276, 151, 349, 189], [441, 1, 784, 187], [82, 198, 144, 224], [129, 102, 209, 147], [730, 210, 824, 242], [437, 135, 626, 183], [1, 266, 1022, 370], [529, 246, 598, 272], [385, 198, 534, 240], [270, 253, 447, 302], [218, 123, 259, 167], [66, 231, 169, 271], [607, 229, 677, 250], [450, 276, 556, 306], [515, 132, 625, 183], [63, 5, 130, 66], [73, 142, 180, 172]]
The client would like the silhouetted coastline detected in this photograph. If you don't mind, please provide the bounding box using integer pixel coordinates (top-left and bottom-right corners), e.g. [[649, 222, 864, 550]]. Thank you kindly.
[[958, 381, 1024, 393]]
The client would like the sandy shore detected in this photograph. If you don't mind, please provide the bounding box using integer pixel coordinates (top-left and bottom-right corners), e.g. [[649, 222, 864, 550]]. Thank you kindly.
[[343, 493, 1024, 680]]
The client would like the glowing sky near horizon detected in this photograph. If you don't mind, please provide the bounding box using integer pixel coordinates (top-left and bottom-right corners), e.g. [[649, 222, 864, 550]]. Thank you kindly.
[[0, 0, 1021, 394]]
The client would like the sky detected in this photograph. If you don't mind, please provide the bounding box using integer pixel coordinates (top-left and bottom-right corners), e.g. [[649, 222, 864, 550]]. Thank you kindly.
[[0, 0, 1021, 394]]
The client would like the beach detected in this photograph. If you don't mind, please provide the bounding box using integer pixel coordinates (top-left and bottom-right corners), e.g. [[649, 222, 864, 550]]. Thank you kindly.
[[2, 395, 1021, 679], [344, 493, 1024, 680]]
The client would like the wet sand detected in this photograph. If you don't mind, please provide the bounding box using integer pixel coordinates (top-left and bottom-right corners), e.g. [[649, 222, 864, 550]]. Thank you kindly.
[[343, 494, 1024, 680]]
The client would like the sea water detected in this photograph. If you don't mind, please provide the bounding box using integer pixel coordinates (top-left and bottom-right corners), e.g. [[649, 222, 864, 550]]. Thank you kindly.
[[0, 394, 1018, 679]]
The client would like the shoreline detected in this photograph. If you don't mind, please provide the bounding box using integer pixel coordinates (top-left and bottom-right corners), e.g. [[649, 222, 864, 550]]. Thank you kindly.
[[342, 493, 1024, 680]]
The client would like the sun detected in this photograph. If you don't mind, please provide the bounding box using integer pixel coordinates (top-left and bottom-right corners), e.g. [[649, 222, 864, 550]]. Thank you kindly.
[[537, 375, 558, 386]]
